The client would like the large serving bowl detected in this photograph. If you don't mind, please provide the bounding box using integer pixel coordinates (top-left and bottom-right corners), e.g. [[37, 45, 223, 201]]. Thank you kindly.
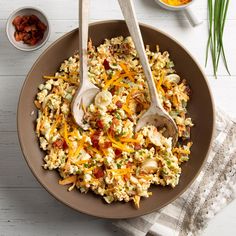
[[17, 20, 215, 219]]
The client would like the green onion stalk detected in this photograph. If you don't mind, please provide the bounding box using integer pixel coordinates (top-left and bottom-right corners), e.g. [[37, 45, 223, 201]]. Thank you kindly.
[[205, 0, 230, 77]]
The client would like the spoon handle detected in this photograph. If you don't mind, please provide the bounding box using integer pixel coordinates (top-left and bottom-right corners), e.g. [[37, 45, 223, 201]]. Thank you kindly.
[[118, 0, 162, 108], [79, 0, 90, 89]]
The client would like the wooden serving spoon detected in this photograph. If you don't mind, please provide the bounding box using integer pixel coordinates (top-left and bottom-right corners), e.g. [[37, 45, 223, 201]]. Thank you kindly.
[[118, 0, 178, 145], [71, 0, 99, 129]]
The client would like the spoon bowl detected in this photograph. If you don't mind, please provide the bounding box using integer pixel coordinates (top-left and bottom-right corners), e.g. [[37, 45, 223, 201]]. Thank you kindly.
[[136, 105, 178, 145], [71, 86, 99, 129]]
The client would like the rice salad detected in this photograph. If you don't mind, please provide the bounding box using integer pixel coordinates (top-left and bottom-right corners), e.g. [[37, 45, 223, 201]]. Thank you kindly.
[[35, 36, 193, 208]]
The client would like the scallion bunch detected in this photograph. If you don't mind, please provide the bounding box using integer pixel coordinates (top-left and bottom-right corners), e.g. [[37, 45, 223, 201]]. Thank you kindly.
[[205, 0, 230, 77]]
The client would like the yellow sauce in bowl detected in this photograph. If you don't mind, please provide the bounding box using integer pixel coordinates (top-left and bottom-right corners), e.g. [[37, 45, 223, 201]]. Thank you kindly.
[[161, 0, 191, 6]]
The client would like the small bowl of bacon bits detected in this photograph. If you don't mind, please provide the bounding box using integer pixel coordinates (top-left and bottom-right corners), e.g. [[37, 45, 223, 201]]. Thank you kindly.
[[6, 7, 50, 51]]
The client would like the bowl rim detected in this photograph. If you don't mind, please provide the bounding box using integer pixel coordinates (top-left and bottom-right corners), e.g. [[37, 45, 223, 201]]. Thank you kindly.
[[17, 19, 215, 219], [6, 6, 50, 52]]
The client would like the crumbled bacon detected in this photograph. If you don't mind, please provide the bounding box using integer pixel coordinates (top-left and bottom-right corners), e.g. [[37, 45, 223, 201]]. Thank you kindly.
[[52, 139, 67, 149], [110, 87, 116, 95], [62, 140, 68, 149], [126, 162, 132, 168], [12, 14, 47, 46], [123, 174, 129, 182], [115, 149, 122, 157], [93, 168, 104, 178], [116, 101, 123, 108], [91, 131, 101, 149], [134, 143, 142, 150], [96, 119, 104, 129], [103, 59, 110, 70], [103, 141, 112, 149]]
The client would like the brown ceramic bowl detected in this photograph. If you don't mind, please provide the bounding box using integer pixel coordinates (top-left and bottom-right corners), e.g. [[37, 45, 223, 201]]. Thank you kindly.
[[17, 20, 215, 219]]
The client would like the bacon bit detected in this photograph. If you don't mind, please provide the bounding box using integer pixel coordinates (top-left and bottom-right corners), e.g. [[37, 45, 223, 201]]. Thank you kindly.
[[12, 14, 47, 46], [96, 119, 104, 129], [93, 168, 104, 178], [134, 144, 142, 150], [110, 87, 116, 95], [52, 139, 64, 149], [12, 16, 22, 30], [115, 100, 123, 108], [115, 149, 122, 157], [112, 117, 120, 126], [103, 141, 112, 149], [91, 131, 101, 149], [109, 117, 120, 133], [103, 59, 110, 70], [63, 140, 68, 149], [53, 139, 68, 150], [123, 174, 129, 182]]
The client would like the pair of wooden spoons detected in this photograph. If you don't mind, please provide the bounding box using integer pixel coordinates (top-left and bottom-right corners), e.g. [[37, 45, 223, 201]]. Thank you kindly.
[[71, 0, 178, 145]]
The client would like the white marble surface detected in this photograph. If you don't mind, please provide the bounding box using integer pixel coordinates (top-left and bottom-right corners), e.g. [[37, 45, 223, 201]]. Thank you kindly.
[[0, 0, 236, 235]]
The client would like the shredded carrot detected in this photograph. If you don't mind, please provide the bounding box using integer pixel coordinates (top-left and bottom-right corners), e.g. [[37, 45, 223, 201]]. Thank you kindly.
[[119, 137, 140, 143], [73, 136, 86, 158], [113, 81, 130, 88], [112, 143, 134, 153], [88, 127, 95, 134], [103, 71, 121, 90], [121, 88, 139, 115], [102, 72, 108, 83], [154, 72, 165, 96], [122, 104, 133, 115], [107, 132, 134, 152], [59, 175, 77, 185], [75, 159, 89, 165], [107, 168, 132, 175], [120, 63, 135, 82], [172, 95, 179, 107], [49, 115, 61, 137], [63, 118, 71, 148], [88, 146, 102, 155], [84, 166, 96, 172]]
